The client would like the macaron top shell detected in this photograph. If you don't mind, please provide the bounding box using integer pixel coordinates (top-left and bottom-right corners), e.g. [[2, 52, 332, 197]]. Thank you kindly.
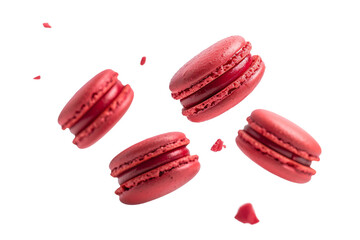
[[170, 35, 246, 96], [110, 132, 190, 177], [58, 69, 118, 129], [249, 109, 321, 159]]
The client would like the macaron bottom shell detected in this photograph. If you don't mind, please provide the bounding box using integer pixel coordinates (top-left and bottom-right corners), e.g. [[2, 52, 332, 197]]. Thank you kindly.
[[236, 132, 314, 183], [116, 155, 200, 205]]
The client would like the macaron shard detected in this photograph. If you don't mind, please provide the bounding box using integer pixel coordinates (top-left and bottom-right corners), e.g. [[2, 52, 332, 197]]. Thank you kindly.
[[109, 132, 200, 205], [211, 139, 226, 152], [236, 109, 321, 183], [235, 203, 259, 225], [58, 69, 134, 148], [170, 35, 265, 122]]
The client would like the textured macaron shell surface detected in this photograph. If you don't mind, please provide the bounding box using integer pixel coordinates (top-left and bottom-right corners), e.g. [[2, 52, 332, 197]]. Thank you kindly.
[[249, 109, 321, 159], [170, 35, 246, 94]]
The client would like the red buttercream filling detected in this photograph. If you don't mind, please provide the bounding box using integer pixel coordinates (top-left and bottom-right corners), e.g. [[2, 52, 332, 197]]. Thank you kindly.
[[117, 146, 190, 185], [244, 125, 312, 167], [180, 54, 252, 109], [70, 81, 124, 135]]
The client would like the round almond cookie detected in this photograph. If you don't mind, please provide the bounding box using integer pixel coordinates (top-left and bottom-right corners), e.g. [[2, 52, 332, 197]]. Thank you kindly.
[[58, 69, 134, 148], [236, 109, 321, 183], [170, 35, 265, 122], [109, 132, 200, 205]]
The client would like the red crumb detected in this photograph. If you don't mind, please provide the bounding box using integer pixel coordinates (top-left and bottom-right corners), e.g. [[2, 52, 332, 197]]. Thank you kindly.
[[33, 76, 41, 80], [140, 56, 146, 65], [211, 139, 226, 152], [43, 23, 51, 28], [235, 203, 259, 225]]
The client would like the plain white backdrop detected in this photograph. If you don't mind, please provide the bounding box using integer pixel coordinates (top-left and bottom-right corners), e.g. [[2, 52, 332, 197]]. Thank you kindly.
[[1, 0, 359, 239]]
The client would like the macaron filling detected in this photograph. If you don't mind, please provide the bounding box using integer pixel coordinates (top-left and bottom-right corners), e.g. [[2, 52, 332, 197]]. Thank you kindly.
[[180, 54, 252, 109], [70, 81, 124, 135], [117, 146, 190, 185], [244, 125, 312, 167]]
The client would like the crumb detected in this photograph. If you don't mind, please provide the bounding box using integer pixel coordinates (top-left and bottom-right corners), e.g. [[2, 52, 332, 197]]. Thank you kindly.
[[235, 203, 259, 225], [43, 23, 51, 28], [211, 139, 226, 152], [33, 76, 41, 80], [140, 56, 146, 65]]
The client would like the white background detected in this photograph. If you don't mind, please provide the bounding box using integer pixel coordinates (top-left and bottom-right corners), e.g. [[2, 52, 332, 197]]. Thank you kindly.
[[0, 0, 359, 239]]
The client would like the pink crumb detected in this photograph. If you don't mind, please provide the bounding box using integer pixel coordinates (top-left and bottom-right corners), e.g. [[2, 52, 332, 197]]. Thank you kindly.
[[43, 23, 51, 28], [211, 139, 226, 152], [235, 203, 259, 225], [33, 76, 41, 80], [140, 56, 146, 65]]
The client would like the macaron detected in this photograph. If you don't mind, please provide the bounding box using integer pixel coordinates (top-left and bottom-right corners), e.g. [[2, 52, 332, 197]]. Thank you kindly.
[[58, 69, 134, 148], [236, 109, 321, 183], [109, 132, 200, 205], [170, 35, 265, 122]]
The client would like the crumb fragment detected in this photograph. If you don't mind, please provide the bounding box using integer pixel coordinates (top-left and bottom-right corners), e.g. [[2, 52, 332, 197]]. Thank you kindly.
[[43, 23, 51, 28], [33, 76, 41, 80], [140, 56, 146, 65], [211, 139, 226, 152], [235, 203, 259, 225]]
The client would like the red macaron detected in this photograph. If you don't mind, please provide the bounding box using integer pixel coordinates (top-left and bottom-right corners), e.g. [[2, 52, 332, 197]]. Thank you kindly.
[[170, 35, 265, 122], [109, 132, 200, 205], [58, 69, 134, 148], [236, 109, 321, 183]]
